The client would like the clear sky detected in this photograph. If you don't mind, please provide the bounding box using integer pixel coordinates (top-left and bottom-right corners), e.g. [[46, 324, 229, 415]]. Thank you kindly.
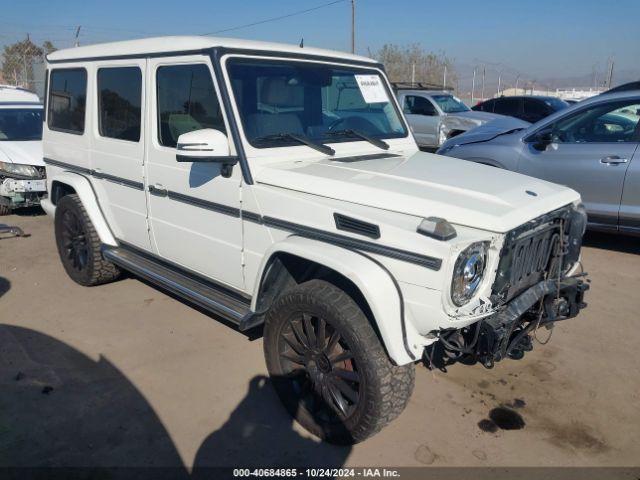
[[2, 0, 639, 86]]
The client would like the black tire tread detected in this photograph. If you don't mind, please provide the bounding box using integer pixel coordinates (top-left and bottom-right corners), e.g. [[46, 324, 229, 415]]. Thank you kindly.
[[55, 194, 120, 286], [0, 204, 11, 216], [264, 279, 415, 443]]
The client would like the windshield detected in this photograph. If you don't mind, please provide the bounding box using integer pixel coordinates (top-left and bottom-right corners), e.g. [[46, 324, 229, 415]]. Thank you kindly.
[[431, 95, 470, 113], [226, 58, 407, 148], [0, 108, 43, 141]]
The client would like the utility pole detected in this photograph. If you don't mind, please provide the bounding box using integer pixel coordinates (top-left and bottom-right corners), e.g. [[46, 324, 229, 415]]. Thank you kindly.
[[480, 65, 486, 101], [515, 75, 520, 94], [497, 72, 502, 96], [606, 57, 615, 89], [443, 64, 447, 88], [411, 62, 416, 84], [74, 26, 82, 47], [471, 67, 476, 104], [350, 0, 355, 54]]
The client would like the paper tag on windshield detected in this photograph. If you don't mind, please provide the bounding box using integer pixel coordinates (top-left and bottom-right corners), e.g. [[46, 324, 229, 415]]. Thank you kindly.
[[355, 75, 389, 103]]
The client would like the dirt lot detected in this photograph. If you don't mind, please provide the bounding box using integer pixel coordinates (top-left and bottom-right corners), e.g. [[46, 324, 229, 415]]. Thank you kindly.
[[1, 210, 639, 470]]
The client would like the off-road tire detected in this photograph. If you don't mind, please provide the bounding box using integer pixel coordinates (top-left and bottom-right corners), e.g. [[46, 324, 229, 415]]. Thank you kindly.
[[0, 204, 11, 216], [264, 279, 415, 444], [54, 194, 120, 286]]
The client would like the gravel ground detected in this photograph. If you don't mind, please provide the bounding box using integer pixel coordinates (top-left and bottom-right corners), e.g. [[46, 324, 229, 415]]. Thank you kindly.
[[1, 210, 639, 470]]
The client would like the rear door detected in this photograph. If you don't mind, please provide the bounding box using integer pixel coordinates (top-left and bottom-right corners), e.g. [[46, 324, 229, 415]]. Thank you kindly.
[[401, 94, 440, 147], [518, 97, 640, 229], [91, 60, 151, 250]]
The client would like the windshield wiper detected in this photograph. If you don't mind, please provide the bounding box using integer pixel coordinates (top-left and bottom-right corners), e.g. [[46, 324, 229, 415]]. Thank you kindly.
[[325, 129, 390, 151], [253, 133, 335, 156]]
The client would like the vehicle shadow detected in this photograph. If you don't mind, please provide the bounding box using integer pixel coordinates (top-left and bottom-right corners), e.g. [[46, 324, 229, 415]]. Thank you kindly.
[[0, 276, 10, 297], [583, 231, 640, 255], [12, 206, 45, 216], [192, 375, 351, 478], [0, 324, 351, 477]]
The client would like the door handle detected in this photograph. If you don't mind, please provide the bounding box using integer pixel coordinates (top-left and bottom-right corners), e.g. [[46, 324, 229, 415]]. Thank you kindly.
[[148, 184, 168, 196], [600, 156, 628, 165]]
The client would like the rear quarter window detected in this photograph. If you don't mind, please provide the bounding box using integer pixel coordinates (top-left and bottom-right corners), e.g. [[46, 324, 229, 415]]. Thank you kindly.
[[48, 68, 87, 134]]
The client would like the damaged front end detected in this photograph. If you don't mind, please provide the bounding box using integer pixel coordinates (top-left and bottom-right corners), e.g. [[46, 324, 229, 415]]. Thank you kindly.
[[0, 164, 47, 212], [427, 204, 589, 370]]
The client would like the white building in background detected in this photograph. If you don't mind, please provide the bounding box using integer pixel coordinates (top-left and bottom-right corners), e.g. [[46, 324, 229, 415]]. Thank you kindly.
[[496, 87, 604, 101]]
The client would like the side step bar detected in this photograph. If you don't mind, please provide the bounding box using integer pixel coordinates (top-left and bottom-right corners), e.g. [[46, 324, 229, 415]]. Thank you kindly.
[[102, 245, 254, 327]]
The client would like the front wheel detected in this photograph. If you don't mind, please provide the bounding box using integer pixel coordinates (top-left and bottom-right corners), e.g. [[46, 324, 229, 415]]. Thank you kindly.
[[264, 279, 415, 444]]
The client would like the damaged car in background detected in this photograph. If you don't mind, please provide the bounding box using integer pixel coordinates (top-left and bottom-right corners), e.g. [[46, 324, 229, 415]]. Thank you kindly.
[[0, 85, 46, 215]]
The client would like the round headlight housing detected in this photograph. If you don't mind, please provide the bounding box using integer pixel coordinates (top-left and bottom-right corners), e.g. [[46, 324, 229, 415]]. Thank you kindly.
[[451, 242, 488, 306]]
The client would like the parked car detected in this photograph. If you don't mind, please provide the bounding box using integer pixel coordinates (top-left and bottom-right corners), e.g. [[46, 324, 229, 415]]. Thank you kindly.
[[393, 84, 503, 148], [473, 95, 569, 123], [0, 85, 45, 215], [602, 81, 640, 94], [42, 36, 589, 444], [438, 90, 640, 235]]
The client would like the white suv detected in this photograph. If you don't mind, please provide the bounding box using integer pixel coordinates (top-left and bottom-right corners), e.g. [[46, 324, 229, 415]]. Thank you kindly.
[[42, 36, 589, 444]]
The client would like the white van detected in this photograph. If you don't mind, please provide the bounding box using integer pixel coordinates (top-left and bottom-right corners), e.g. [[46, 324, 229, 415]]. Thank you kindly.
[[0, 85, 45, 214], [42, 36, 589, 443]]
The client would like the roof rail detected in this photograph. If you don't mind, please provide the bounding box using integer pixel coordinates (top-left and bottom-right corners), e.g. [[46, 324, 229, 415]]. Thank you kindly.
[[391, 82, 454, 91]]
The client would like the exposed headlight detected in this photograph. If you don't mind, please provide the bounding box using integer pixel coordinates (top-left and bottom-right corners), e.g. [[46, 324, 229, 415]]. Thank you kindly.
[[0, 161, 39, 178], [451, 241, 489, 306]]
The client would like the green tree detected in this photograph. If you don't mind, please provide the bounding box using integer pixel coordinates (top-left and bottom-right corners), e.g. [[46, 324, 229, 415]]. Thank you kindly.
[[1, 37, 57, 90], [374, 43, 457, 90]]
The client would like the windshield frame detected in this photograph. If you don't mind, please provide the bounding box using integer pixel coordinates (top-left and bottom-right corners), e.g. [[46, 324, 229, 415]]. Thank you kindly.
[[0, 106, 44, 141], [221, 53, 410, 152]]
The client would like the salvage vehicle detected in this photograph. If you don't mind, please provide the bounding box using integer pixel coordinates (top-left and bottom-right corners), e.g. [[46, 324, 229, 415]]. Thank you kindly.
[[393, 83, 502, 148], [0, 85, 45, 215], [473, 95, 569, 124], [42, 36, 589, 443], [438, 90, 640, 235]]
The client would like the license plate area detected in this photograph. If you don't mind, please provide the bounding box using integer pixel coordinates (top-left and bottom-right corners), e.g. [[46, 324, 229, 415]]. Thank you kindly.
[[6, 179, 46, 192]]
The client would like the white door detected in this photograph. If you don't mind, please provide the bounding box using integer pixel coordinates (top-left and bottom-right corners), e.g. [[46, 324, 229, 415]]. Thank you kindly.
[[90, 60, 151, 250], [145, 55, 244, 289]]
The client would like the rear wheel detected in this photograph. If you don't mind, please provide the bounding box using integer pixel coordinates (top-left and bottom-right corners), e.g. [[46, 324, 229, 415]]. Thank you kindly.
[[264, 279, 415, 444], [54, 194, 120, 286]]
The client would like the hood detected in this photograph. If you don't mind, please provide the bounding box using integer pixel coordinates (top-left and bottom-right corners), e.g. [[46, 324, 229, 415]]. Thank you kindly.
[[0, 141, 44, 166], [256, 151, 579, 234], [439, 116, 531, 150], [449, 110, 504, 123]]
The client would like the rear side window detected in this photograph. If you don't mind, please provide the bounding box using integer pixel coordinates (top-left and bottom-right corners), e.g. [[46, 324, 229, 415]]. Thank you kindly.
[[493, 97, 521, 116], [156, 64, 225, 148], [475, 99, 494, 112], [522, 99, 548, 122], [98, 67, 142, 142], [48, 68, 87, 134]]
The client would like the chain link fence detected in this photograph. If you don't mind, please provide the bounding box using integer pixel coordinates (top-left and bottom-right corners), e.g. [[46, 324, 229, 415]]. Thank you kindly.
[[1, 36, 59, 99]]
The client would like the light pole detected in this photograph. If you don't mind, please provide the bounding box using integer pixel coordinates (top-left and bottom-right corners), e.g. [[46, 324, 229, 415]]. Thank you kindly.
[[351, 0, 355, 54], [471, 67, 476, 104]]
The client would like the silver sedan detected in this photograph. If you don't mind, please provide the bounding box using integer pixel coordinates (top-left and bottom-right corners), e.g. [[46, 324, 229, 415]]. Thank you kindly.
[[437, 91, 640, 235]]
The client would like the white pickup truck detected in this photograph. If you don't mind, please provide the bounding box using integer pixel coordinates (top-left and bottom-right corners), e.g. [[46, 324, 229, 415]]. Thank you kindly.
[[393, 84, 502, 148], [42, 36, 589, 444]]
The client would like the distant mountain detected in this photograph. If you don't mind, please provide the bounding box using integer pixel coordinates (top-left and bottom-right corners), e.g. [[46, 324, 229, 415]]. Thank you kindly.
[[453, 63, 640, 95]]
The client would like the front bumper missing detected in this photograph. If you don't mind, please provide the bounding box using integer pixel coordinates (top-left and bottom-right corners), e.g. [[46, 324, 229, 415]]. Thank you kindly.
[[427, 276, 589, 370]]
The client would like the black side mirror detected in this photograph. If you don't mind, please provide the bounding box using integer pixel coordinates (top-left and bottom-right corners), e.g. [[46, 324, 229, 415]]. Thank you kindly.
[[533, 129, 554, 151]]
